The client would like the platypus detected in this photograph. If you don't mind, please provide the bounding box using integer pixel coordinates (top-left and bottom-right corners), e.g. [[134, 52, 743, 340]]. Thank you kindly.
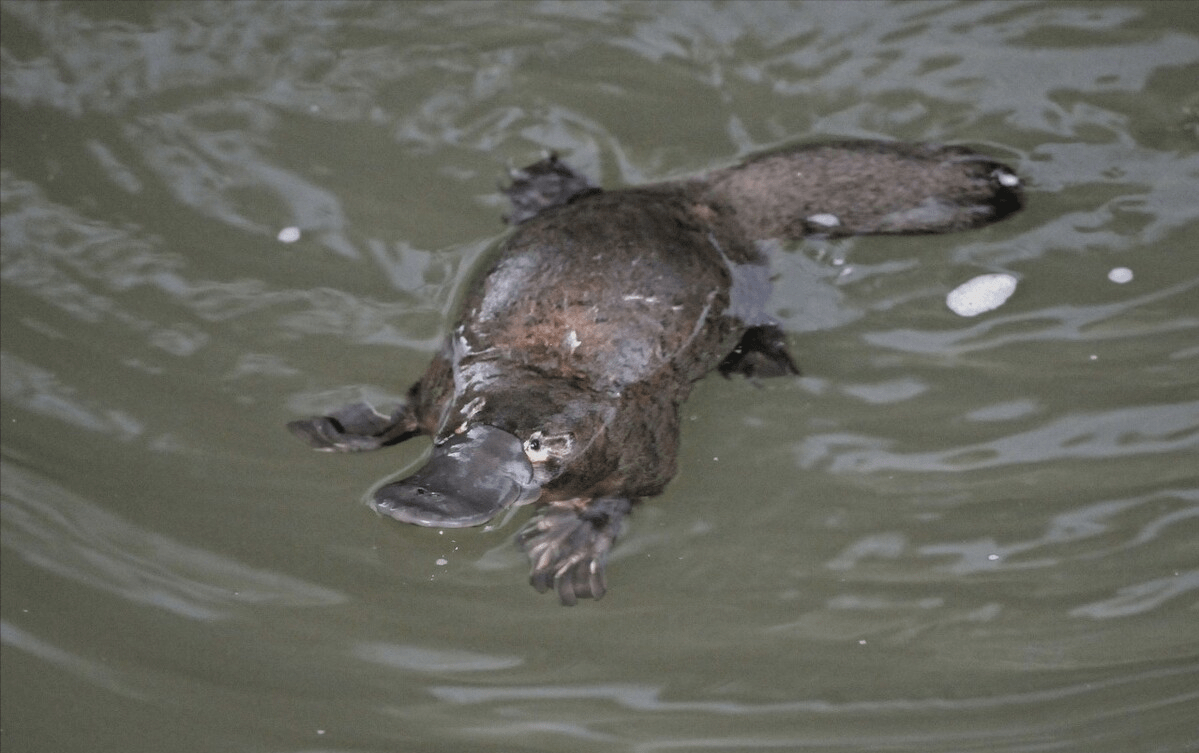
[[289, 140, 1023, 604]]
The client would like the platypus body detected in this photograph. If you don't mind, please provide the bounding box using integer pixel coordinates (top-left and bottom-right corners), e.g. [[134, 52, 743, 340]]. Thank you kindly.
[[289, 140, 1023, 604]]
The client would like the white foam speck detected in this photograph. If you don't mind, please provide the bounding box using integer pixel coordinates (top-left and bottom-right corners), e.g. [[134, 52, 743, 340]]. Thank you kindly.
[[947, 273, 1018, 317], [807, 213, 841, 228], [277, 226, 301, 243], [1108, 267, 1133, 284]]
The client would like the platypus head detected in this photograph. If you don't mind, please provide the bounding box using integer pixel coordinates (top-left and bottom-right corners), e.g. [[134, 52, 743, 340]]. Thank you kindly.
[[372, 380, 617, 528]]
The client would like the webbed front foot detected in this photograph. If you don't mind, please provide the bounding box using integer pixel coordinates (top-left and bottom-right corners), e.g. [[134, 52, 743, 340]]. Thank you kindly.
[[288, 402, 418, 452], [517, 497, 633, 605]]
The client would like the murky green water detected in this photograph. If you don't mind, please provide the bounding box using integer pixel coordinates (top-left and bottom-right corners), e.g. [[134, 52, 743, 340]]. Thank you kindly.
[[3, 2, 1197, 751]]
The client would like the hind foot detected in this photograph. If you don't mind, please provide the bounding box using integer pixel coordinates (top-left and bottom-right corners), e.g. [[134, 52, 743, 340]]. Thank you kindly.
[[719, 324, 800, 379], [502, 153, 599, 225], [517, 497, 633, 605]]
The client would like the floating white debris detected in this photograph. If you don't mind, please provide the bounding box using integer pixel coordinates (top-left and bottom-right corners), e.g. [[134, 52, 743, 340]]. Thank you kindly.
[[946, 273, 1018, 317], [1108, 267, 1133, 284], [807, 213, 841, 228], [277, 226, 301, 243]]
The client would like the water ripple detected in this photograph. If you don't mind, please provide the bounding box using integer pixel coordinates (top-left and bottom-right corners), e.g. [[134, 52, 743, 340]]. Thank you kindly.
[[1, 461, 346, 621]]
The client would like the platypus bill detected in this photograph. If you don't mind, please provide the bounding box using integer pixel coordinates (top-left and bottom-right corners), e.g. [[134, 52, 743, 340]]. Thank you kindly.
[[289, 140, 1023, 604]]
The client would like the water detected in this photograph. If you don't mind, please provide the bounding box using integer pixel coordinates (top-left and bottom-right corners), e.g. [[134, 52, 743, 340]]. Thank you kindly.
[[3, 2, 1198, 751]]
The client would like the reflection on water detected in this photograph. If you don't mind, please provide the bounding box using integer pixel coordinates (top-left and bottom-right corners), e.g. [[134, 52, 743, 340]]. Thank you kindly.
[[424, 664, 1199, 749], [921, 488, 1199, 579], [3, 352, 146, 438], [1072, 569, 1198, 619], [863, 279, 1199, 355], [429, 664, 1197, 714], [798, 401, 1199, 473], [353, 642, 522, 673], [2, 1, 1198, 752], [1, 620, 149, 700], [2, 462, 345, 620]]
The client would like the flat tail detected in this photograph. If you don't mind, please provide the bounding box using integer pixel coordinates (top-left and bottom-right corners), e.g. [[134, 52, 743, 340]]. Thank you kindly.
[[701, 140, 1023, 241]]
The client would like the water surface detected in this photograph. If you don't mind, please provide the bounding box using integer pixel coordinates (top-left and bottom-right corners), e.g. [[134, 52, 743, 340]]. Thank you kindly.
[[3, 2, 1197, 751]]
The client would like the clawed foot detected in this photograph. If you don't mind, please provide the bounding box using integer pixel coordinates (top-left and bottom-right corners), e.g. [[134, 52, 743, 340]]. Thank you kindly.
[[517, 497, 633, 606], [287, 402, 417, 452]]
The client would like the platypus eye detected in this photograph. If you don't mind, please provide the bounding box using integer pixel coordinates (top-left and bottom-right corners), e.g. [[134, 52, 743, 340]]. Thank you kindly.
[[523, 431, 572, 463], [524, 432, 550, 463]]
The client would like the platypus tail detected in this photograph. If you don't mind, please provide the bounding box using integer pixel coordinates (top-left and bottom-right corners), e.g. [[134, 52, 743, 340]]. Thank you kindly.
[[502, 141, 1022, 239], [697, 140, 1023, 241]]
